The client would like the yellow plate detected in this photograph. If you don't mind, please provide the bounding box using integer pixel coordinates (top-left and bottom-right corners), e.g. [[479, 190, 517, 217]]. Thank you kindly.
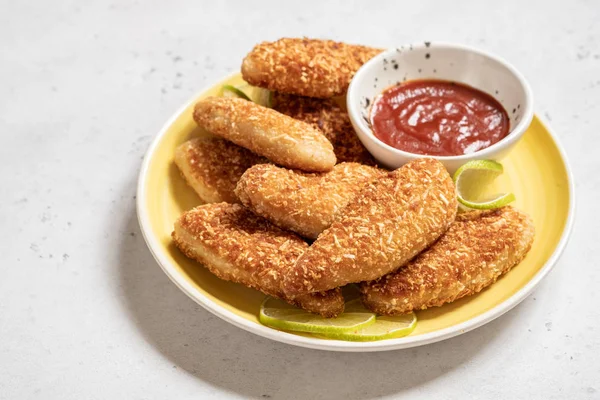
[[137, 72, 574, 352]]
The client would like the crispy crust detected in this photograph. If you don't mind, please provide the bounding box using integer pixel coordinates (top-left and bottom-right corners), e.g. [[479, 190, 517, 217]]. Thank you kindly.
[[174, 137, 266, 203], [193, 97, 336, 172], [241, 38, 382, 98], [272, 92, 375, 165], [360, 207, 536, 315], [282, 158, 458, 296], [235, 163, 385, 239], [172, 203, 344, 317]]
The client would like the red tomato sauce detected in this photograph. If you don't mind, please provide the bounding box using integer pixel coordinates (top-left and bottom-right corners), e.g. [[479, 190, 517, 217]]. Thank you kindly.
[[370, 80, 509, 156]]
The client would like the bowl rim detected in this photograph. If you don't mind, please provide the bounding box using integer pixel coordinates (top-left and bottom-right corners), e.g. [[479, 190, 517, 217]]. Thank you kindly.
[[136, 71, 574, 352], [347, 42, 535, 161]]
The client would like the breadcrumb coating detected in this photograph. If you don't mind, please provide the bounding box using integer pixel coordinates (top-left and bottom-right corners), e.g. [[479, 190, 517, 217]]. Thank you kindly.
[[241, 38, 382, 98], [235, 163, 385, 239], [360, 207, 535, 315], [272, 92, 375, 165], [172, 203, 344, 317], [282, 158, 458, 296], [174, 137, 266, 204], [194, 97, 336, 172]]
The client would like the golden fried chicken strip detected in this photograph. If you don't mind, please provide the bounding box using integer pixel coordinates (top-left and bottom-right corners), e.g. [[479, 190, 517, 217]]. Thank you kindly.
[[235, 163, 385, 240], [174, 137, 266, 204], [241, 38, 382, 98], [194, 97, 336, 172], [282, 158, 457, 296], [172, 203, 344, 317], [272, 92, 375, 165], [360, 207, 535, 315]]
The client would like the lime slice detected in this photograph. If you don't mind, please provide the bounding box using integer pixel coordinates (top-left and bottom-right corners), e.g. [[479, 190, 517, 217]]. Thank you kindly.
[[236, 83, 273, 107], [453, 160, 515, 210], [320, 313, 417, 342], [259, 297, 375, 334], [222, 83, 272, 107], [221, 84, 251, 101]]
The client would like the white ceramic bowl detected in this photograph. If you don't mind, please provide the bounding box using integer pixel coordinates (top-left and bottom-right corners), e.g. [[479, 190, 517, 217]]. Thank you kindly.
[[347, 42, 534, 172]]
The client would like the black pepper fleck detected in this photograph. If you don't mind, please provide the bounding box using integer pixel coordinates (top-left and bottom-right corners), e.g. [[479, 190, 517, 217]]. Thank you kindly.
[[433, 69, 437, 73], [393, 64, 398, 70], [495, 90, 499, 94], [418, 68, 422, 73], [365, 98, 370, 106], [517, 104, 521, 109], [425, 53, 431, 59], [512, 108, 516, 114], [425, 41, 431, 47]]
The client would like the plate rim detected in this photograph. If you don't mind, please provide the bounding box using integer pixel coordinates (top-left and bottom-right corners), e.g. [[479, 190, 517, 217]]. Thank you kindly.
[[136, 72, 576, 352]]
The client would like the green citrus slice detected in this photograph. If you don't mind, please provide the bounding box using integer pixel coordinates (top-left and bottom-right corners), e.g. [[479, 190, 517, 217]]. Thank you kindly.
[[259, 297, 375, 334], [221, 83, 272, 107], [320, 313, 417, 341], [221, 84, 252, 101], [453, 160, 516, 210]]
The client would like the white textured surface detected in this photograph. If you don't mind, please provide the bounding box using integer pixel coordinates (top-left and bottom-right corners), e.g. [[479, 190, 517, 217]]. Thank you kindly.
[[0, 0, 598, 398]]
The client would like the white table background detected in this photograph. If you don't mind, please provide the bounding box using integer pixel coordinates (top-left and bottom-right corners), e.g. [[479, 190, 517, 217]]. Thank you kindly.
[[1, 0, 598, 398]]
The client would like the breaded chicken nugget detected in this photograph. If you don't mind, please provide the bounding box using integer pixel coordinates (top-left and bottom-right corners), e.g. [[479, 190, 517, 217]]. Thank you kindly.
[[172, 203, 344, 317], [194, 97, 336, 172], [272, 92, 375, 165], [235, 163, 385, 240], [282, 158, 457, 296], [241, 38, 382, 98], [174, 137, 266, 204], [360, 207, 535, 315]]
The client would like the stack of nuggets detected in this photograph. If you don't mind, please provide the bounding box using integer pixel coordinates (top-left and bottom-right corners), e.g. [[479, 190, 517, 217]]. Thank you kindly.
[[172, 37, 536, 319]]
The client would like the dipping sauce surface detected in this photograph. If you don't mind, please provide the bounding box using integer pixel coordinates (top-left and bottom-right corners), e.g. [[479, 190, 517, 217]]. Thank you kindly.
[[370, 80, 509, 156]]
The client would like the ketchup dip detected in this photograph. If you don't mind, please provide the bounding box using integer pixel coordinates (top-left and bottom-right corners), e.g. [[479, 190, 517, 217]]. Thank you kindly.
[[370, 80, 510, 156]]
